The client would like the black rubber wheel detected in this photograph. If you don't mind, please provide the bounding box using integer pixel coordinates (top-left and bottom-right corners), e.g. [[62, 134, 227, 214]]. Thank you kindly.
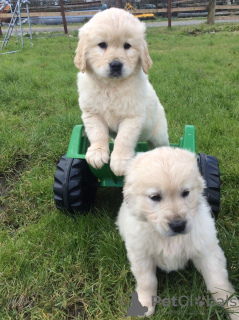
[[197, 153, 220, 219], [53, 155, 99, 214]]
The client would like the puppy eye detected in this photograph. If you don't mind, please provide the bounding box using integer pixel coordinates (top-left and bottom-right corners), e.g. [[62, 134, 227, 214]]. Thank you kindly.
[[98, 42, 107, 49], [149, 194, 162, 202], [182, 190, 190, 198], [124, 43, 131, 50]]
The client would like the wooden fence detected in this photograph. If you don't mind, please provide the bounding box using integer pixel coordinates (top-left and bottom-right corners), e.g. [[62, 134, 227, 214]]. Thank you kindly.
[[0, 1, 239, 29], [1, 5, 239, 18]]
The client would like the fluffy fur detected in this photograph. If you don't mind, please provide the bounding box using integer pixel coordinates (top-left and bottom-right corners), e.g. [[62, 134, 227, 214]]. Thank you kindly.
[[74, 8, 169, 176], [116, 147, 239, 318]]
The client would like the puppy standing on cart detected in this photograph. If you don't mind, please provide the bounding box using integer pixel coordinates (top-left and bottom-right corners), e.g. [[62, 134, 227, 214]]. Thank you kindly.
[[74, 8, 169, 177]]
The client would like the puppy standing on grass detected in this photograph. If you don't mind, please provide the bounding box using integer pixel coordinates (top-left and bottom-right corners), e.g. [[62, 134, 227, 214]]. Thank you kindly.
[[74, 8, 169, 176], [116, 147, 239, 319]]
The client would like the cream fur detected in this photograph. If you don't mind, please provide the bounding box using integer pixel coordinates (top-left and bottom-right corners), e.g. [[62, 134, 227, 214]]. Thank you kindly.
[[116, 147, 239, 318], [74, 8, 169, 176]]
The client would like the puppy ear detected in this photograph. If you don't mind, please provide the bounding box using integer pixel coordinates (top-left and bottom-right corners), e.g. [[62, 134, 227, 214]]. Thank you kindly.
[[197, 172, 206, 195], [141, 39, 152, 74], [74, 30, 87, 72]]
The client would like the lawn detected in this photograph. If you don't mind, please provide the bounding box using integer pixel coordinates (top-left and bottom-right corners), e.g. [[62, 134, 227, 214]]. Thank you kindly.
[[0, 23, 239, 320]]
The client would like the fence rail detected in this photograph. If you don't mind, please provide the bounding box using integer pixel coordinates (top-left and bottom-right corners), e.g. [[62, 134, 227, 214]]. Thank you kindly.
[[1, 4, 239, 18]]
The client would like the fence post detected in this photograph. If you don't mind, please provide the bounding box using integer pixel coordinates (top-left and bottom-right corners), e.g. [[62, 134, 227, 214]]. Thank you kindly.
[[207, 0, 216, 24], [0, 22, 2, 36], [168, 0, 172, 28], [60, 0, 68, 34], [118, 0, 123, 8]]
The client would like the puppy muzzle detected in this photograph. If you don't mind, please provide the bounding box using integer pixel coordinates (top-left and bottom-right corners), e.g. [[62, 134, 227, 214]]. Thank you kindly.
[[109, 60, 123, 78]]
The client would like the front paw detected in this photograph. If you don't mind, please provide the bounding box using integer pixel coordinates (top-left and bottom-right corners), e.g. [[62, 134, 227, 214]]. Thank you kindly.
[[138, 295, 155, 318], [126, 291, 155, 318], [110, 150, 134, 176], [229, 306, 239, 320], [86, 147, 109, 169], [110, 158, 131, 176]]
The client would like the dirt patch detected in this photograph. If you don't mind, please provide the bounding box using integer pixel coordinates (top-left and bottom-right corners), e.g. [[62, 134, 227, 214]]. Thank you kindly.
[[0, 175, 7, 211], [0, 155, 31, 229]]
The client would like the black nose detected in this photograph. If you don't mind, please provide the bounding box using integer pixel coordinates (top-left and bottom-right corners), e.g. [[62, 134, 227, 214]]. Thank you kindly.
[[109, 60, 123, 77], [169, 219, 186, 234]]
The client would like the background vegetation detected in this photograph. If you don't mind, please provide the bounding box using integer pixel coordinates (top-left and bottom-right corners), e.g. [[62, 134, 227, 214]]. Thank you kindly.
[[0, 23, 239, 319]]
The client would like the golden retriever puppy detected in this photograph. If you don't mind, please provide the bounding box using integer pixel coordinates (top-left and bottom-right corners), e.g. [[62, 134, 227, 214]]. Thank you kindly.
[[116, 147, 239, 319], [74, 8, 169, 176]]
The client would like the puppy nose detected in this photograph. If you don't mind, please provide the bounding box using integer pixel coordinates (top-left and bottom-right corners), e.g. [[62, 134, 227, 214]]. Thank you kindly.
[[169, 219, 186, 234], [109, 60, 123, 76]]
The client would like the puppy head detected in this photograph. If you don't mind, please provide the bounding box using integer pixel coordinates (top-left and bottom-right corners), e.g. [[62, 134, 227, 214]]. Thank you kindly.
[[123, 147, 205, 237], [74, 8, 152, 77]]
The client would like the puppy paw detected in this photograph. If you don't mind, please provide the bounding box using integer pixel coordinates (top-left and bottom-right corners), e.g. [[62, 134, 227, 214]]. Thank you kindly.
[[110, 158, 132, 176], [144, 306, 155, 317], [138, 307, 155, 318], [138, 299, 155, 318], [110, 150, 134, 176], [86, 147, 109, 169], [229, 311, 239, 320]]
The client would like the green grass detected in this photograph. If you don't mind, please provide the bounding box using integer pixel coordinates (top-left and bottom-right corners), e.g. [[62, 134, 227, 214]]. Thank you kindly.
[[0, 23, 239, 319]]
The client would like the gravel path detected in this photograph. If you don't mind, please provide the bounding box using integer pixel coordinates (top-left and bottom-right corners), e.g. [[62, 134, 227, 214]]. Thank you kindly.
[[1, 18, 239, 35], [147, 18, 239, 27]]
